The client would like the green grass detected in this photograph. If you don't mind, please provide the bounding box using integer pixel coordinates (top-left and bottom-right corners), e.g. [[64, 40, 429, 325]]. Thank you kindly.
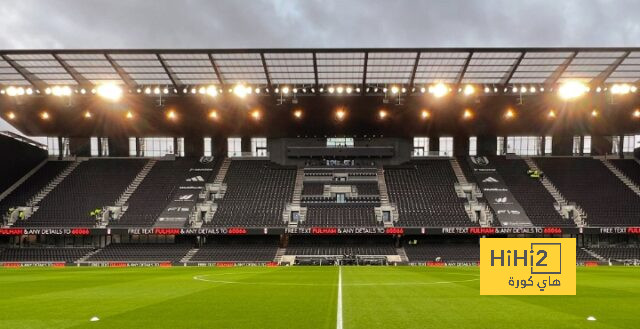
[[0, 266, 638, 329]]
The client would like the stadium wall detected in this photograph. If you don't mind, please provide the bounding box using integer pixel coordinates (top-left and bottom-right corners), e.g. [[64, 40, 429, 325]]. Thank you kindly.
[[0, 134, 47, 192]]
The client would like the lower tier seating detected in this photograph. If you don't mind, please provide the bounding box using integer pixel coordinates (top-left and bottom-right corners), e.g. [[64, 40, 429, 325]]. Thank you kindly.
[[190, 237, 279, 262], [86, 243, 191, 262], [0, 247, 91, 262], [589, 247, 640, 261], [576, 248, 599, 262]]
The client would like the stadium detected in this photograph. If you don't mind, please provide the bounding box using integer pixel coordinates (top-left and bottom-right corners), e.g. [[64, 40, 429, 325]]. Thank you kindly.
[[1, 45, 640, 327]]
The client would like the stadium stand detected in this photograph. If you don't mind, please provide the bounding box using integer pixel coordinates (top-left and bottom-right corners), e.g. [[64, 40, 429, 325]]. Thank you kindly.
[[0, 161, 71, 218], [535, 157, 640, 226], [204, 160, 296, 227], [190, 237, 279, 262], [113, 157, 221, 227], [610, 159, 640, 187], [0, 247, 91, 263], [384, 160, 474, 227], [576, 248, 600, 262], [301, 203, 380, 227], [285, 236, 396, 256], [86, 243, 191, 262], [13, 159, 146, 227], [589, 247, 640, 261], [488, 156, 571, 226], [404, 243, 479, 263]]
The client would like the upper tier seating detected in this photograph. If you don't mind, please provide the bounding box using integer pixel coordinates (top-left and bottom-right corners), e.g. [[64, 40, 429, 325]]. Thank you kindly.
[[488, 156, 571, 226], [0, 247, 91, 263], [301, 203, 380, 227], [535, 157, 640, 226], [456, 156, 476, 183], [190, 237, 279, 262], [205, 161, 296, 227], [0, 134, 47, 193], [610, 159, 640, 187], [384, 160, 474, 227], [86, 243, 191, 262], [285, 236, 397, 256], [404, 243, 479, 262], [14, 159, 146, 227], [0, 161, 71, 218], [114, 157, 221, 227]]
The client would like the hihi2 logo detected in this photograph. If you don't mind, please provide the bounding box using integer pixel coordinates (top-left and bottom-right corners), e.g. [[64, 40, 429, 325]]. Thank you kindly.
[[480, 238, 576, 295]]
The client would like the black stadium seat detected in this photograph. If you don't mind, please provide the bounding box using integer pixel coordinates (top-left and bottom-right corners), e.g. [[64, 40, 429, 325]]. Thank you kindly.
[[384, 160, 474, 227]]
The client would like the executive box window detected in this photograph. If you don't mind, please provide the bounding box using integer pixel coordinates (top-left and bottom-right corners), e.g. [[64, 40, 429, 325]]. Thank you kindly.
[[498, 136, 543, 156], [544, 136, 553, 155], [251, 137, 267, 156], [90, 137, 109, 157], [47, 137, 60, 156], [469, 137, 477, 156], [203, 137, 212, 157], [623, 135, 640, 153], [413, 137, 429, 157], [439, 137, 453, 156], [327, 137, 354, 148], [140, 137, 175, 157], [228, 137, 242, 157], [583, 136, 592, 155], [129, 137, 137, 157]]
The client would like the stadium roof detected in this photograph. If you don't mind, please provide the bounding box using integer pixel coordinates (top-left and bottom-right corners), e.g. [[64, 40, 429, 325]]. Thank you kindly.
[[1, 48, 639, 90]]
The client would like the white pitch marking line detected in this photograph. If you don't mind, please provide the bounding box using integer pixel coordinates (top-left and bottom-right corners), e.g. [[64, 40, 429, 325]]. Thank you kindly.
[[337, 266, 343, 329]]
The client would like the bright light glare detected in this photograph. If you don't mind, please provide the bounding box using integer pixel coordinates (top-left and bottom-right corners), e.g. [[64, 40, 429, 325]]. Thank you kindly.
[[429, 83, 449, 98], [463, 85, 475, 96], [206, 86, 218, 97], [96, 84, 123, 101], [611, 84, 632, 95], [233, 84, 249, 98], [558, 81, 588, 100]]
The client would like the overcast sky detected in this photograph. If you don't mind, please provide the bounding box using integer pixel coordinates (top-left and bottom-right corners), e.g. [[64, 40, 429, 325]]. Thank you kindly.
[[2, 0, 639, 135]]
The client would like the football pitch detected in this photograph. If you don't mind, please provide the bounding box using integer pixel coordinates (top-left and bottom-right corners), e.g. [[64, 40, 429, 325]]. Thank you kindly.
[[0, 266, 638, 329]]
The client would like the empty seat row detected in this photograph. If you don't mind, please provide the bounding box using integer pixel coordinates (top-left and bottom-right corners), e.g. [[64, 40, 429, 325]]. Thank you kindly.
[[0, 247, 91, 262], [535, 157, 640, 226], [87, 243, 192, 262], [190, 237, 279, 262], [301, 204, 380, 227], [385, 160, 475, 227], [14, 159, 146, 227], [205, 161, 296, 227]]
